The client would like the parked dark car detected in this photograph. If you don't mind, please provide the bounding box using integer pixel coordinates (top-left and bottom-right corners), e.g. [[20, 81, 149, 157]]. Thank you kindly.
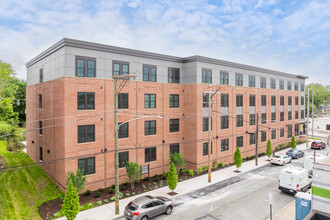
[[124, 195, 173, 220], [286, 149, 304, 159], [311, 141, 326, 150]]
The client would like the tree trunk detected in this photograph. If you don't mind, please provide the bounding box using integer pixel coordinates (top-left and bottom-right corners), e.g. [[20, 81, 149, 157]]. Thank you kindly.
[[131, 181, 135, 190]]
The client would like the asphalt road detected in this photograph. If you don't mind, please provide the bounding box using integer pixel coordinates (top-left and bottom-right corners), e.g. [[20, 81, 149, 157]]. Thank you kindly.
[[118, 146, 329, 220]]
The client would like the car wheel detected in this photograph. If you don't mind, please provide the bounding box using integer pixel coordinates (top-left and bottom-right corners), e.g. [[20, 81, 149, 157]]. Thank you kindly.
[[166, 206, 173, 215], [141, 216, 148, 220], [282, 161, 284, 166]]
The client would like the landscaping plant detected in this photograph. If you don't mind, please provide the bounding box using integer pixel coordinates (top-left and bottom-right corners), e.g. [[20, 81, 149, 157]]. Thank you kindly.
[[170, 153, 186, 176], [125, 162, 141, 189], [62, 179, 80, 220], [167, 162, 178, 193], [266, 139, 272, 159], [65, 169, 87, 194], [234, 146, 243, 171], [289, 136, 297, 149]]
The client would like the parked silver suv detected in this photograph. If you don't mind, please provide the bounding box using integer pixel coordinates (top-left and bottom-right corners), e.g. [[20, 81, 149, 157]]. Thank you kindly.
[[124, 195, 174, 220]]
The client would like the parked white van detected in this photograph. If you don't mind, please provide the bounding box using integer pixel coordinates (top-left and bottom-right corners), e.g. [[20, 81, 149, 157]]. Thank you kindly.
[[303, 153, 328, 173], [278, 166, 312, 194]]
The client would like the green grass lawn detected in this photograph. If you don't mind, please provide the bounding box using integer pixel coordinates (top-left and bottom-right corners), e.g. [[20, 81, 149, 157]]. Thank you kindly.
[[0, 141, 63, 219]]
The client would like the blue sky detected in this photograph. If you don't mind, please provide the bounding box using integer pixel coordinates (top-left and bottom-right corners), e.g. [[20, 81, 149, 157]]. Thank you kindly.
[[0, 0, 329, 85]]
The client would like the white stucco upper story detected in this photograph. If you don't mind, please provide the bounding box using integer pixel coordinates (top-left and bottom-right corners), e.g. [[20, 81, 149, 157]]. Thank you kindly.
[[26, 38, 308, 92]]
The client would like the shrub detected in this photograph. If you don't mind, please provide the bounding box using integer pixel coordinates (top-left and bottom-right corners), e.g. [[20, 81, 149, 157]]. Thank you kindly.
[[218, 163, 225, 168], [187, 169, 194, 176], [132, 192, 135, 195], [212, 161, 217, 169], [126, 162, 141, 190], [110, 196, 115, 201], [167, 162, 178, 192], [289, 136, 297, 149], [197, 168, 203, 175], [122, 182, 128, 186], [88, 203, 93, 207], [98, 188, 104, 193], [202, 166, 208, 171], [162, 172, 167, 180], [234, 146, 242, 171], [62, 179, 80, 220], [84, 190, 91, 196], [104, 199, 109, 203], [109, 188, 115, 194], [53, 211, 61, 218], [181, 169, 187, 173], [65, 169, 87, 194], [120, 184, 127, 191], [143, 177, 149, 182], [126, 193, 130, 196], [96, 201, 102, 205], [111, 184, 115, 189], [119, 192, 123, 199], [94, 191, 101, 198], [170, 153, 186, 176], [154, 175, 160, 182]]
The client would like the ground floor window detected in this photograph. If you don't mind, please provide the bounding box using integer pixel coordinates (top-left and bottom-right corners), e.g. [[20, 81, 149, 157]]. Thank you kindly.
[[170, 143, 179, 155], [78, 157, 95, 175], [119, 151, 129, 168], [145, 147, 156, 162]]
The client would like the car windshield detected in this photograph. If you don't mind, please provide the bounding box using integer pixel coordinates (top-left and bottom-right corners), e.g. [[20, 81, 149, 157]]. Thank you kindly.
[[287, 149, 294, 153], [127, 202, 139, 211], [273, 155, 282, 159]]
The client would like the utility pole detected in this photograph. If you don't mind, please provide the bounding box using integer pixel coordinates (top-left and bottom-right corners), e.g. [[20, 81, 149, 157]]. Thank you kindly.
[[255, 113, 259, 166], [113, 74, 134, 215], [312, 88, 314, 138], [208, 84, 212, 183], [306, 86, 309, 148]]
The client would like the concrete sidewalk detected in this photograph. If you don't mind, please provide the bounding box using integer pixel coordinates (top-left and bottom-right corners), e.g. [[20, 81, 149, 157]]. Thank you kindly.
[[58, 142, 311, 220]]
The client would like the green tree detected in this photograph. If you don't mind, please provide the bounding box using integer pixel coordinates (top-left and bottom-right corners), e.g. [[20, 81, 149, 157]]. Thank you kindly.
[[10, 78, 26, 122], [125, 162, 141, 189], [62, 179, 80, 220], [234, 146, 242, 171], [65, 169, 87, 194], [266, 139, 272, 159], [305, 83, 330, 114], [169, 153, 186, 176], [289, 136, 297, 149], [167, 162, 178, 193]]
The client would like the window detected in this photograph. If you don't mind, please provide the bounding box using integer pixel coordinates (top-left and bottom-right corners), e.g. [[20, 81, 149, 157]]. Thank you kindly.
[[295, 124, 299, 136], [261, 131, 266, 142], [170, 143, 180, 155], [237, 136, 243, 148], [221, 116, 229, 129], [287, 125, 292, 138], [236, 115, 243, 127], [294, 82, 298, 91], [143, 65, 157, 82], [295, 96, 299, 105], [144, 94, 156, 108], [295, 111, 298, 119], [280, 112, 284, 121], [301, 110, 304, 119], [145, 147, 156, 162], [250, 114, 255, 125], [203, 142, 213, 155], [202, 69, 212, 84], [279, 80, 284, 90], [271, 79, 276, 89], [261, 95, 266, 106], [78, 157, 95, 175], [271, 130, 276, 139], [203, 118, 212, 131], [235, 73, 243, 86], [169, 94, 179, 108], [145, 120, 156, 136], [271, 96, 276, 106], [221, 139, 229, 152], [220, 71, 229, 85], [326, 125, 330, 131], [77, 57, 96, 77], [169, 119, 179, 132], [119, 152, 129, 168], [118, 122, 129, 138], [301, 96, 304, 105], [271, 112, 276, 122], [221, 94, 229, 107], [288, 111, 292, 120], [39, 68, 43, 82], [249, 75, 255, 87], [113, 61, 129, 76], [288, 96, 292, 105], [301, 83, 305, 92], [39, 121, 43, 135], [203, 93, 209, 108], [261, 113, 266, 124], [280, 96, 284, 106], [250, 95, 255, 106], [250, 133, 256, 145], [260, 77, 266, 88], [168, 68, 180, 83], [118, 93, 129, 109], [39, 146, 43, 161], [78, 125, 95, 143], [39, 94, 42, 108], [287, 81, 292, 90], [280, 128, 284, 137], [77, 92, 95, 110], [236, 94, 243, 107]]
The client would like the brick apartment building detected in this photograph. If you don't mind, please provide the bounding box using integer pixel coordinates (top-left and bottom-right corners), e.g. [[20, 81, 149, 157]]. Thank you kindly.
[[26, 38, 307, 191]]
